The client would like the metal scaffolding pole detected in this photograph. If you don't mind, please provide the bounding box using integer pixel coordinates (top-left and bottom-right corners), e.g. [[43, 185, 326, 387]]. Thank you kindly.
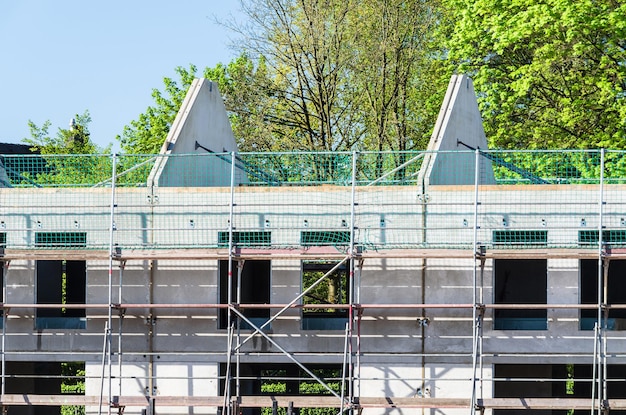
[[234, 257, 350, 351], [598, 149, 606, 413], [470, 149, 481, 415], [340, 322, 350, 415], [106, 153, 118, 415], [236, 260, 243, 401], [355, 258, 363, 400], [117, 262, 125, 397], [1, 261, 6, 399], [348, 151, 357, 411], [230, 308, 345, 401], [226, 151, 237, 415]]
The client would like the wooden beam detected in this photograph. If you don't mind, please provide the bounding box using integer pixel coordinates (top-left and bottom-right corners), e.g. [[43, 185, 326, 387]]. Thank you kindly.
[[2, 395, 623, 410], [357, 397, 470, 409], [478, 398, 619, 410]]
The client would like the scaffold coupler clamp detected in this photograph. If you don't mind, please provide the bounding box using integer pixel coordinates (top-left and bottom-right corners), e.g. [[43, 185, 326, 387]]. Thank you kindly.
[[474, 398, 485, 414], [475, 245, 486, 259]]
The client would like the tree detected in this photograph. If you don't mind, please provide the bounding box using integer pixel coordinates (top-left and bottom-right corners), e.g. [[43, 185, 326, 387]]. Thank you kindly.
[[21, 111, 113, 186], [24, 110, 103, 155], [119, 1, 452, 155], [237, 0, 361, 151], [350, 0, 449, 153], [117, 59, 280, 154], [205, 54, 287, 152], [444, 0, 626, 149], [117, 65, 198, 154]]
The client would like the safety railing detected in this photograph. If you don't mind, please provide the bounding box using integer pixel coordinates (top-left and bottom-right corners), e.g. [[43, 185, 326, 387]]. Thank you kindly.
[[0, 150, 623, 251]]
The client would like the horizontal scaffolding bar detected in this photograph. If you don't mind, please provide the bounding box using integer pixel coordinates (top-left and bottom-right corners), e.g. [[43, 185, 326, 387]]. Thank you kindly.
[[3, 247, 625, 261], [0, 303, 620, 310]]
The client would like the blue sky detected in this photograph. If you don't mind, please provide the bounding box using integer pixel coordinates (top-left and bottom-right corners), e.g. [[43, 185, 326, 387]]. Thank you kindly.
[[0, 1, 243, 152]]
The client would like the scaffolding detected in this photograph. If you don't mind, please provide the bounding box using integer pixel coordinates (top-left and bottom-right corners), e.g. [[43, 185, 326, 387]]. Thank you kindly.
[[0, 149, 625, 414]]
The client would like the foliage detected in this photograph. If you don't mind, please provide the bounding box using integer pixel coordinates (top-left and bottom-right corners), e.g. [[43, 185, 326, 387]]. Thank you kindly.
[[303, 262, 347, 314], [230, 0, 360, 151], [24, 111, 106, 155], [119, 0, 450, 155], [20, 111, 113, 187], [61, 362, 85, 415], [205, 54, 287, 152], [234, 0, 451, 153], [260, 368, 343, 415], [350, 0, 449, 153], [444, 0, 626, 149], [117, 58, 280, 154], [117, 66, 197, 154]]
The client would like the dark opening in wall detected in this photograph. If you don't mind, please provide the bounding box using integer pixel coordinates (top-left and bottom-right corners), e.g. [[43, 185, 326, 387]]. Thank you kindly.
[[34, 232, 87, 330], [301, 261, 349, 330], [219, 363, 345, 415], [494, 364, 626, 415], [219, 260, 271, 330], [494, 259, 547, 330], [5, 361, 85, 415], [36, 260, 86, 330], [580, 259, 626, 330]]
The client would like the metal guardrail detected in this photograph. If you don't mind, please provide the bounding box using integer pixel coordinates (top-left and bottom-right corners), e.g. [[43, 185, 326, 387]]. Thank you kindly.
[[0, 150, 624, 251]]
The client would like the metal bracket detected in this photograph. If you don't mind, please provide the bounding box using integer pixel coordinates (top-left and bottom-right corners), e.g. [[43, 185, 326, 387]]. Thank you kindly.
[[476, 303, 486, 321], [417, 194, 430, 203], [112, 246, 123, 260], [146, 195, 159, 205], [475, 245, 486, 260]]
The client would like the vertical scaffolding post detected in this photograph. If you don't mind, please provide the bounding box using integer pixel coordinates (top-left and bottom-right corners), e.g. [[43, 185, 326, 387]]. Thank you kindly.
[[597, 149, 606, 411], [107, 154, 118, 414], [223, 324, 235, 415], [235, 260, 244, 400], [348, 151, 358, 411], [355, 258, 363, 399], [118, 261, 125, 396], [1, 261, 6, 398], [470, 149, 481, 415], [226, 151, 237, 415]]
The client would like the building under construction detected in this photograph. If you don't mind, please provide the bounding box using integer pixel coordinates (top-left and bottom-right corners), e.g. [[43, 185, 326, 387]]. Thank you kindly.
[[1, 75, 625, 415]]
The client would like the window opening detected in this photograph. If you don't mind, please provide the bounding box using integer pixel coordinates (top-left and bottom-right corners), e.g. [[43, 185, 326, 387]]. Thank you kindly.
[[219, 260, 271, 330], [580, 259, 626, 330], [301, 261, 349, 330], [35, 232, 87, 330], [494, 259, 547, 330], [220, 363, 344, 415], [5, 361, 85, 415], [36, 260, 86, 329], [0, 253, 3, 329]]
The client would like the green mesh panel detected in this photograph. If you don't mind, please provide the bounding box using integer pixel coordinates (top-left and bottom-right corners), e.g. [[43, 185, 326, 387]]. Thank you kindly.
[[35, 232, 87, 248], [493, 230, 548, 246], [217, 231, 271, 247], [301, 231, 351, 246], [578, 230, 626, 246]]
